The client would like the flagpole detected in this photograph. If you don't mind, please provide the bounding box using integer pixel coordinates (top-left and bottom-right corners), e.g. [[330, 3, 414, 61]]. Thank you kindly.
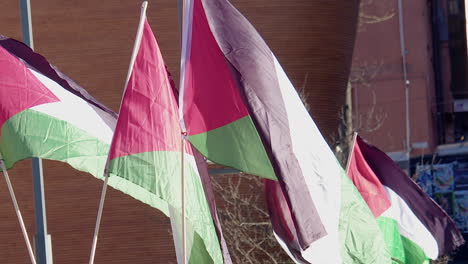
[[178, 0, 192, 263], [19, 0, 33, 48], [181, 134, 187, 264], [88, 2, 148, 264], [19, 0, 53, 263], [345, 132, 358, 173], [177, 0, 193, 132], [0, 154, 36, 264], [88, 172, 109, 264]]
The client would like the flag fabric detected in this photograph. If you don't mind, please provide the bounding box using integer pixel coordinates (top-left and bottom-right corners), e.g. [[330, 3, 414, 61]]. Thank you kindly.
[[178, 0, 391, 263], [0, 36, 116, 175], [106, 17, 225, 263], [192, 147, 231, 263], [347, 135, 465, 263]]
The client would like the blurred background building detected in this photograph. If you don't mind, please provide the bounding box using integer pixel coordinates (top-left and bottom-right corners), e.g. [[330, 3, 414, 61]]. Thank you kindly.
[[350, 0, 467, 161], [348, 0, 468, 261]]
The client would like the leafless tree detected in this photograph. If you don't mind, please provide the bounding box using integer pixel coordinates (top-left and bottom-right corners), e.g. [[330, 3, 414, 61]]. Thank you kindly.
[[211, 173, 293, 264], [333, 60, 388, 166], [332, 0, 396, 164], [358, 0, 395, 31]]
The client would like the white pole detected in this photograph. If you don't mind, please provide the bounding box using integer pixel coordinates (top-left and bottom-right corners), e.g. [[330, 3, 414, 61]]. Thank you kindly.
[[123, 1, 148, 93], [0, 154, 36, 264], [178, 0, 194, 132], [177, 1, 192, 262], [88, 2, 148, 264], [181, 134, 187, 264], [88, 174, 109, 264]]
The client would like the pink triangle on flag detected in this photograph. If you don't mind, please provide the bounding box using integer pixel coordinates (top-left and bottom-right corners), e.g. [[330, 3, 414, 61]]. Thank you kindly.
[[109, 20, 189, 160], [347, 136, 392, 218], [0, 46, 59, 133]]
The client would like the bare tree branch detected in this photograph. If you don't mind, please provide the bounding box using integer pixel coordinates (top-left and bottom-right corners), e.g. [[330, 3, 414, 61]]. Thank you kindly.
[[358, 0, 395, 31], [211, 173, 293, 263]]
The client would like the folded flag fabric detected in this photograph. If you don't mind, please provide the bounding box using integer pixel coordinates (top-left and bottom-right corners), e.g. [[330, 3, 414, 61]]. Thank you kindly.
[[178, 0, 391, 263], [106, 16, 225, 263], [347, 135, 465, 263], [0, 36, 116, 175]]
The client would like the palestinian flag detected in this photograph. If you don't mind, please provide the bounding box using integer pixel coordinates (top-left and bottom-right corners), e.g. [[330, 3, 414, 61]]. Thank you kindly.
[[347, 135, 465, 263], [178, 0, 391, 262], [0, 36, 116, 176], [106, 12, 227, 263], [0, 33, 229, 263]]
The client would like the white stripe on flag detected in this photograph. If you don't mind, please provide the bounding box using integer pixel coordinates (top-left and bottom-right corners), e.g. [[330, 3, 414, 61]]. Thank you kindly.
[[273, 55, 342, 264], [381, 186, 439, 259], [29, 69, 116, 144]]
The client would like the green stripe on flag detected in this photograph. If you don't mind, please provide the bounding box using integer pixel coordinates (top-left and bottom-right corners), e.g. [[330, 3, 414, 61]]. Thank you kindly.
[[401, 234, 429, 264], [108, 151, 222, 263], [338, 168, 392, 263], [377, 217, 405, 263], [188, 115, 276, 180], [0, 109, 222, 263], [189, 232, 214, 264], [376, 217, 429, 264], [0, 109, 109, 175]]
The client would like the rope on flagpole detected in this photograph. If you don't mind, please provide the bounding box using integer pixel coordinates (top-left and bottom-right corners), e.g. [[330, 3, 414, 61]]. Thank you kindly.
[[88, 2, 148, 263], [181, 132, 187, 264], [0, 153, 36, 264]]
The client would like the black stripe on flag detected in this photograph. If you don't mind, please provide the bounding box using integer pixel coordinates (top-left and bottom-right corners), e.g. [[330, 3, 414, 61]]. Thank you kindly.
[[199, 0, 326, 249]]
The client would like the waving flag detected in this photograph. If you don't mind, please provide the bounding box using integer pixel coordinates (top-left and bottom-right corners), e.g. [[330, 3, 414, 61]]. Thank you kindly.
[[0, 33, 228, 263], [106, 14, 225, 263], [347, 135, 465, 263], [0, 36, 116, 175], [178, 0, 391, 263]]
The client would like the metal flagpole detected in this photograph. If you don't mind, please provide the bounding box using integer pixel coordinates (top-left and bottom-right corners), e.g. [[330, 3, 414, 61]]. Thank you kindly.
[[19, 0, 33, 47], [177, 0, 183, 41], [0, 154, 37, 264], [19, 0, 53, 263], [397, 0, 411, 175], [32, 159, 52, 264], [181, 134, 187, 264], [178, 0, 191, 263]]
